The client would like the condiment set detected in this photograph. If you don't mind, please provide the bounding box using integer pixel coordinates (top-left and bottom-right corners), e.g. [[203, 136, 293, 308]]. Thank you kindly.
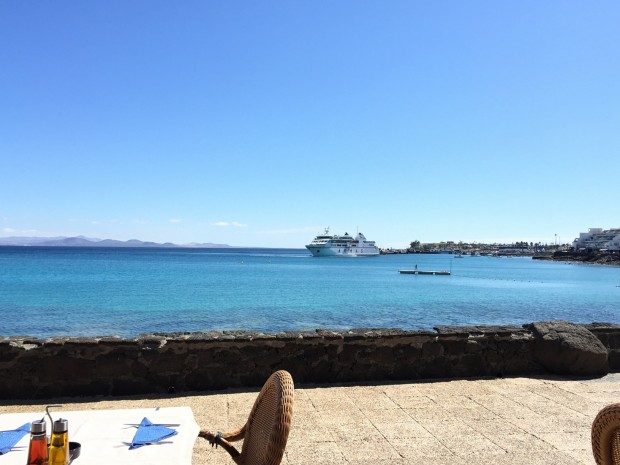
[[25, 406, 80, 465]]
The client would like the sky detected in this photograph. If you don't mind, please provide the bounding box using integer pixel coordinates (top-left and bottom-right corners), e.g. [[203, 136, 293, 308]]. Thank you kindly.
[[1, 1, 619, 248]]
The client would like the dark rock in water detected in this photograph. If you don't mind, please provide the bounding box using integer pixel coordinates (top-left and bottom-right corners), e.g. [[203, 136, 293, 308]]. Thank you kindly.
[[540, 250, 620, 265], [527, 321, 608, 376]]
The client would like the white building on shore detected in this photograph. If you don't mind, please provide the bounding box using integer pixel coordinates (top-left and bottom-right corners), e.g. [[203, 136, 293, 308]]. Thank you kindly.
[[573, 228, 620, 251]]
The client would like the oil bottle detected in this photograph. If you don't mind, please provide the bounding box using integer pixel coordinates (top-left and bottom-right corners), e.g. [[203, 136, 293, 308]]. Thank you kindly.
[[26, 420, 48, 465], [48, 419, 69, 465]]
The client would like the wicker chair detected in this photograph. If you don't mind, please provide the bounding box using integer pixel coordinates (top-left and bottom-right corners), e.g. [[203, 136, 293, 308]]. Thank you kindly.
[[592, 403, 620, 465], [199, 370, 294, 465]]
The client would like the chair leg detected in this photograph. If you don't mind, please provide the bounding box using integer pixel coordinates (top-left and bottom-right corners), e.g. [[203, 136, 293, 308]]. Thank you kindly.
[[199, 430, 241, 461]]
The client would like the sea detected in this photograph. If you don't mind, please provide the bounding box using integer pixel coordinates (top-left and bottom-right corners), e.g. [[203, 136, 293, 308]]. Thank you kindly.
[[0, 247, 618, 338]]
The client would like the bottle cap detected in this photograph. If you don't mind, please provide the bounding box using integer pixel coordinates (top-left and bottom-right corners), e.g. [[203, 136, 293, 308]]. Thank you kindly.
[[52, 418, 69, 433], [30, 420, 46, 434]]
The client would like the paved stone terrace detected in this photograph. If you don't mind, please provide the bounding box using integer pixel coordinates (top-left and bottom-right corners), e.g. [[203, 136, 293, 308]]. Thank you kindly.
[[1, 374, 618, 464]]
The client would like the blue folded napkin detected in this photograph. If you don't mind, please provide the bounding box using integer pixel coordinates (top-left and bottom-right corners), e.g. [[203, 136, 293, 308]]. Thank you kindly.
[[129, 417, 177, 450], [0, 423, 31, 455]]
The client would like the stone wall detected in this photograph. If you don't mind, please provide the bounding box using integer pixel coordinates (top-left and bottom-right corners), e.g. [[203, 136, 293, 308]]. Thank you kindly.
[[587, 323, 620, 371], [0, 321, 617, 399]]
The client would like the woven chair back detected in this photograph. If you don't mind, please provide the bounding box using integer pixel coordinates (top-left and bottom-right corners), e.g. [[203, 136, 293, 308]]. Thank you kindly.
[[614, 430, 620, 464], [592, 403, 620, 465], [240, 370, 294, 465]]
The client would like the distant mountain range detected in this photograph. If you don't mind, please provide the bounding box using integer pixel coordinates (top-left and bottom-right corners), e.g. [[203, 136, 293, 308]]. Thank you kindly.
[[0, 236, 231, 248]]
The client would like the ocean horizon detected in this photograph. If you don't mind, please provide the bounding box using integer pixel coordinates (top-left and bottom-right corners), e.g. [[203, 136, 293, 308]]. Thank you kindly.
[[1, 246, 618, 338]]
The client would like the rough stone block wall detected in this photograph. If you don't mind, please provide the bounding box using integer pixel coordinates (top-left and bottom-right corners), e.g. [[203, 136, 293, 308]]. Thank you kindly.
[[0, 322, 617, 399]]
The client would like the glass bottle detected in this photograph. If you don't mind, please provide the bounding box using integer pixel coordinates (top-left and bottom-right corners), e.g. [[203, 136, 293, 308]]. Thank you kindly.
[[26, 420, 48, 465], [48, 419, 69, 465]]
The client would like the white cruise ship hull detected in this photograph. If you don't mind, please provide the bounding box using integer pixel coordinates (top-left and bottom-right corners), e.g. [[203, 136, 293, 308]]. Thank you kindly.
[[306, 229, 380, 257], [306, 245, 379, 257]]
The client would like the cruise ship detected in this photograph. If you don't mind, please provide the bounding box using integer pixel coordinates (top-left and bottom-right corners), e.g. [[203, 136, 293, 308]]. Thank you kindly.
[[306, 228, 380, 257]]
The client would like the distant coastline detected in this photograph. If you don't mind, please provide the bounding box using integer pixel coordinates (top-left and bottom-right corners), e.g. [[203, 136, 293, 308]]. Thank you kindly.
[[533, 250, 620, 266], [0, 235, 231, 248]]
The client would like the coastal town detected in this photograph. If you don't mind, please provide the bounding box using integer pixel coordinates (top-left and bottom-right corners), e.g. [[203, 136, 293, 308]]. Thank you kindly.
[[381, 227, 620, 264], [381, 240, 567, 256]]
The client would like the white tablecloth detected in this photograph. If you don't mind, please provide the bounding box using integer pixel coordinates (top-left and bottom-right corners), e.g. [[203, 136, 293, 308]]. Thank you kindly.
[[0, 406, 199, 465]]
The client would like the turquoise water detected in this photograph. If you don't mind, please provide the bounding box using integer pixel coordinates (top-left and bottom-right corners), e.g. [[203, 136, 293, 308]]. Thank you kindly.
[[0, 247, 618, 337]]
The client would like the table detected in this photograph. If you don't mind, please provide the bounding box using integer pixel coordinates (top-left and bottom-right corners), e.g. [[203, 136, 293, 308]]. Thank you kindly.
[[0, 406, 199, 465]]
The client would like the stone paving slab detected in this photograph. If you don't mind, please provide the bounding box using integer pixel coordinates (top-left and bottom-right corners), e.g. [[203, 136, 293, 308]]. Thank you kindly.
[[1, 374, 618, 464]]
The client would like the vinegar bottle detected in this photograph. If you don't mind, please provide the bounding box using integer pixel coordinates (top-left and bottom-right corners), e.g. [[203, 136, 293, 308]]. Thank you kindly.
[[26, 420, 48, 465], [49, 419, 69, 465]]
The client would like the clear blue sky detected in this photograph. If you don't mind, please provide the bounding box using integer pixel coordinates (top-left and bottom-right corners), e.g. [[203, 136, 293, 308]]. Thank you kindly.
[[1, 1, 619, 248]]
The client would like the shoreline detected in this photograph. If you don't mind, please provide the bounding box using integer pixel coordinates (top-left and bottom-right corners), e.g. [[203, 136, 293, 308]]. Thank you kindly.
[[3, 320, 620, 341], [533, 250, 620, 266]]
